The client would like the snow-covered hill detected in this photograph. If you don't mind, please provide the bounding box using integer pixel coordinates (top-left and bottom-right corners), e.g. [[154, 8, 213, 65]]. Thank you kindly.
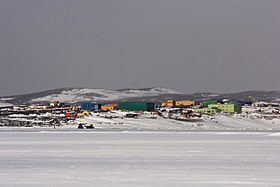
[[0, 98, 14, 107], [0, 101, 13, 108], [1, 88, 280, 105], [30, 88, 182, 103], [0, 87, 183, 104]]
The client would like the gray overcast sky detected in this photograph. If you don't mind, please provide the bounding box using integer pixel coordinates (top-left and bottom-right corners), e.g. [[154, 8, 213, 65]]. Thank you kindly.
[[0, 0, 280, 96]]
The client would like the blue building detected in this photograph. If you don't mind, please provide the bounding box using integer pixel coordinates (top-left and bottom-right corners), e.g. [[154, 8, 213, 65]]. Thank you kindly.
[[80, 102, 101, 111]]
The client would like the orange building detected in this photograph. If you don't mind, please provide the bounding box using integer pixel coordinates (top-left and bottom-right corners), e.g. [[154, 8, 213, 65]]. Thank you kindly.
[[161, 100, 175, 107]]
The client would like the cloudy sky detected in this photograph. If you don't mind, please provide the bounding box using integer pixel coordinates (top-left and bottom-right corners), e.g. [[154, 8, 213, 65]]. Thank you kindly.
[[0, 0, 279, 96]]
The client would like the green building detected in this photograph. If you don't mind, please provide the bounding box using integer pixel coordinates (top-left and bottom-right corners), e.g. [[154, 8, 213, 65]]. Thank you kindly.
[[193, 108, 219, 114], [118, 102, 155, 111], [202, 100, 218, 107], [208, 104, 242, 113]]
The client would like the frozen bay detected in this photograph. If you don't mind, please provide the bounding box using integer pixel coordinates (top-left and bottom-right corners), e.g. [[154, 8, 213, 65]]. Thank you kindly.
[[1, 130, 280, 187]]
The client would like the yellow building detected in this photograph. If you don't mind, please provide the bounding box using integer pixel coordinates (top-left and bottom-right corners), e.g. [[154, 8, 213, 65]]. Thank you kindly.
[[76, 111, 91, 117], [161, 100, 175, 107], [101, 105, 118, 111], [175, 100, 195, 107]]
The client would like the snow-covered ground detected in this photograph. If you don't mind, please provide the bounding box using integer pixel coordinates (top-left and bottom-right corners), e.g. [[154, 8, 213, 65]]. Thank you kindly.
[[0, 131, 280, 187], [72, 113, 280, 131], [2, 112, 280, 130]]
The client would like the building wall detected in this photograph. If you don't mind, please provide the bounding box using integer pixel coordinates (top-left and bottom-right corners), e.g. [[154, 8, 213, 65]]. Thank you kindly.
[[193, 108, 217, 114], [176, 100, 195, 107], [161, 100, 175, 107], [202, 100, 218, 107], [118, 102, 154, 111], [208, 104, 242, 113], [81, 102, 101, 111], [234, 104, 242, 113], [101, 105, 118, 111]]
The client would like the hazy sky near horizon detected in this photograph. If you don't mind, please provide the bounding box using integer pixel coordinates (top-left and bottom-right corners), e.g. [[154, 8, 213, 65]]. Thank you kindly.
[[0, 0, 280, 96]]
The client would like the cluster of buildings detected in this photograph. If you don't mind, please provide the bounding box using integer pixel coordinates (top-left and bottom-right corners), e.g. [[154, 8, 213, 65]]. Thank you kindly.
[[2, 98, 280, 117], [159, 99, 242, 114], [79, 102, 155, 113], [76, 99, 243, 115], [2, 96, 280, 127]]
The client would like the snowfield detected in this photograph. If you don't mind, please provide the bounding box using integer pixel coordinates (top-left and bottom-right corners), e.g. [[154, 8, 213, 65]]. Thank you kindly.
[[2, 112, 280, 131], [0, 131, 280, 187], [73, 113, 280, 131]]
